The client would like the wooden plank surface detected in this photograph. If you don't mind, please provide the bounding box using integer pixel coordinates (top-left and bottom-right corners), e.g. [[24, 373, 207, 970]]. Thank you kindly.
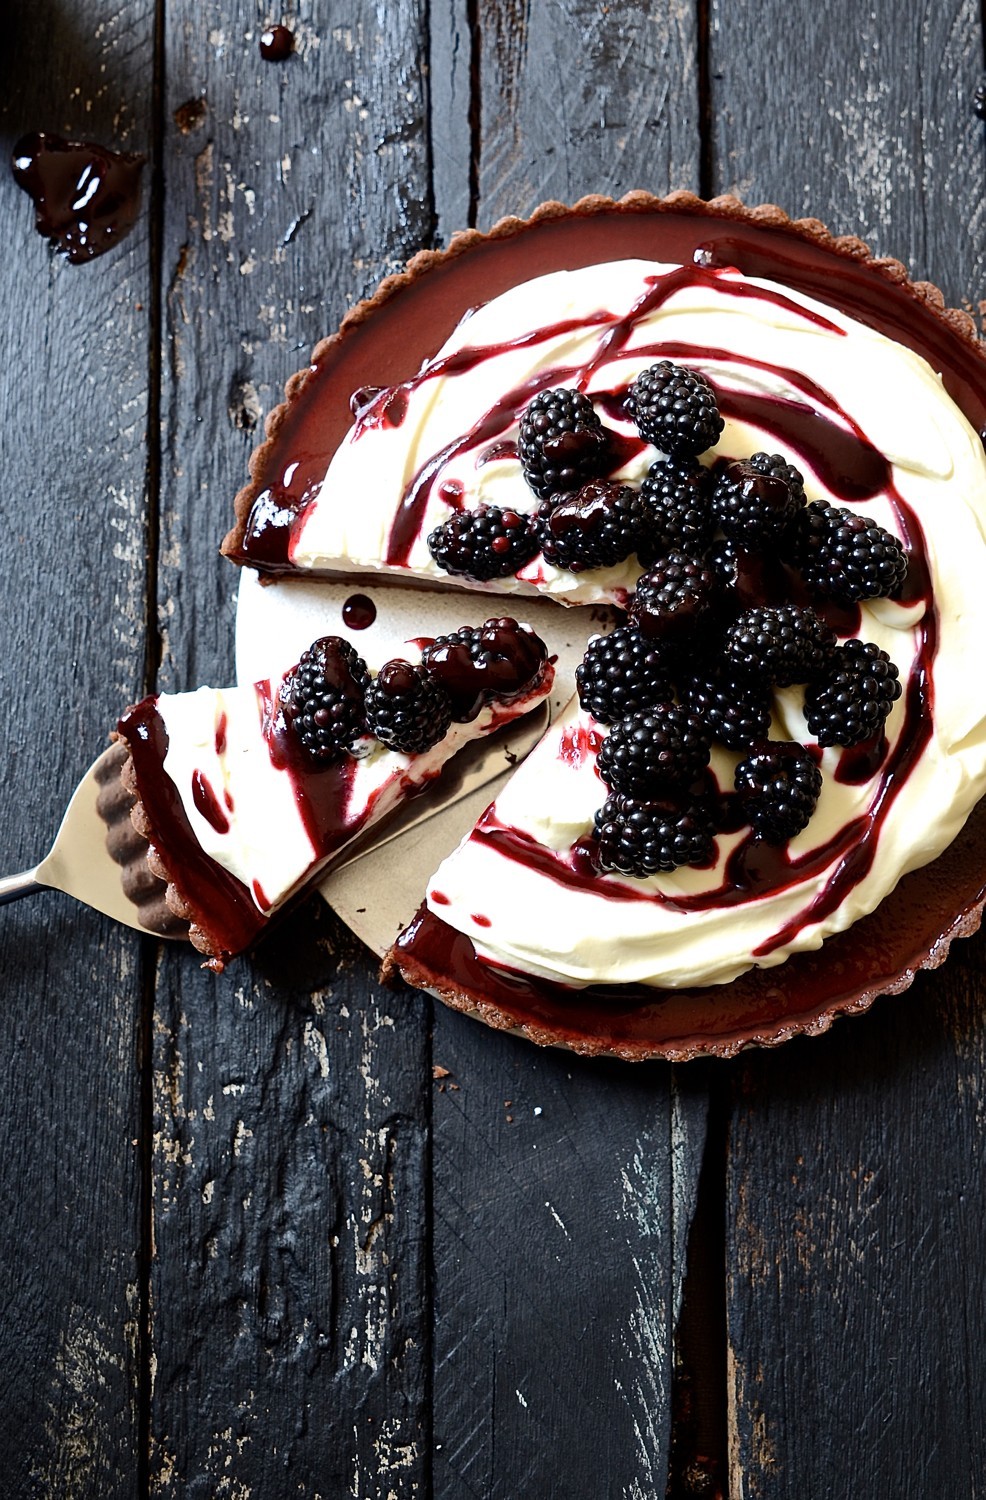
[[710, 0, 986, 1492], [149, 4, 435, 1493], [0, 4, 154, 1495], [427, 4, 708, 1494], [6, 1, 986, 1494]]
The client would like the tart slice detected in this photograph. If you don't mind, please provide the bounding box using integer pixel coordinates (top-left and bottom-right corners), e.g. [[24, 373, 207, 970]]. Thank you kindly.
[[111, 618, 552, 968]]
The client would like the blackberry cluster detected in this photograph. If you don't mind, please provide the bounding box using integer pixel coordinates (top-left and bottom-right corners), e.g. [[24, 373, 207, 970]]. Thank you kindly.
[[791, 501, 908, 603], [422, 617, 547, 721], [596, 705, 711, 796], [576, 627, 672, 724], [804, 639, 902, 747], [280, 637, 370, 762], [683, 669, 772, 752], [638, 458, 714, 558], [710, 456, 803, 546], [364, 660, 453, 754], [626, 361, 724, 457], [594, 792, 715, 877], [427, 504, 540, 581], [629, 552, 715, 645], [518, 387, 608, 499], [723, 605, 836, 688], [539, 481, 649, 572], [734, 742, 823, 844], [282, 616, 548, 767]]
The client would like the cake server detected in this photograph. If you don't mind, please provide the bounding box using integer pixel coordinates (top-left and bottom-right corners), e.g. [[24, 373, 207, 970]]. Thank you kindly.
[[0, 701, 551, 938]]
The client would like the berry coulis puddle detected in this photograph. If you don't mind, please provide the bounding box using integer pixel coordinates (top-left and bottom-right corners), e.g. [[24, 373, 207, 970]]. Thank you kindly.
[[342, 593, 377, 629], [12, 132, 145, 263]]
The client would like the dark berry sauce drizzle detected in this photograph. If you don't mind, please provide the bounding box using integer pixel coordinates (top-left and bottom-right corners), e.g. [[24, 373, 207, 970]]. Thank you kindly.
[[342, 592, 376, 629], [12, 132, 145, 263], [115, 701, 264, 959]]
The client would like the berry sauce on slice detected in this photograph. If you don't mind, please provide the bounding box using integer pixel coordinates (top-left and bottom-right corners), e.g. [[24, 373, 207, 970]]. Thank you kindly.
[[191, 770, 230, 835], [342, 593, 376, 629]]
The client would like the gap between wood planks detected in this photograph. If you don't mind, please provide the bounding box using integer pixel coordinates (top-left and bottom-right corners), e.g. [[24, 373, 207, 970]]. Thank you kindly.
[[667, 1072, 730, 1499], [136, 2, 167, 1494]]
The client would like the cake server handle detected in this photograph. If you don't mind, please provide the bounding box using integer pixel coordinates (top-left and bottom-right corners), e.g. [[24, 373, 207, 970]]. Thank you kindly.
[[0, 869, 42, 904]]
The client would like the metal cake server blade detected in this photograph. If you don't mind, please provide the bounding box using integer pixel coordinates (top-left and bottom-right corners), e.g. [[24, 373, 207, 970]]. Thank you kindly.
[[0, 700, 551, 938], [0, 744, 161, 934]]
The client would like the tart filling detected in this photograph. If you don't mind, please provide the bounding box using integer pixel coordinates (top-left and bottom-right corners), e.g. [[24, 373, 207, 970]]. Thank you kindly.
[[358, 260, 986, 991]]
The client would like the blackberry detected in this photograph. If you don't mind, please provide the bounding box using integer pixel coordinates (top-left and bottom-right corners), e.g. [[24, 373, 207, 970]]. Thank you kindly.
[[517, 387, 609, 500], [791, 501, 908, 603], [576, 626, 673, 724], [594, 791, 716, 876], [638, 457, 714, 561], [628, 552, 715, 645], [421, 617, 548, 721], [710, 456, 803, 546], [364, 660, 453, 753], [596, 704, 712, 796], [735, 740, 822, 844], [683, 668, 772, 752], [427, 504, 540, 581], [626, 361, 724, 458], [280, 636, 369, 762], [539, 480, 649, 572], [748, 451, 806, 504], [723, 604, 836, 687], [706, 538, 784, 616], [804, 639, 902, 747]]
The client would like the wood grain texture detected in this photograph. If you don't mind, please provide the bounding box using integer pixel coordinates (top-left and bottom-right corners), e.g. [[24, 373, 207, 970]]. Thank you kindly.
[[711, 1, 986, 1491], [426, 4, 708, 1493], [0, 3, 154, 1494], [151, 4, 434, 1493], [469, 0, 702, 221]]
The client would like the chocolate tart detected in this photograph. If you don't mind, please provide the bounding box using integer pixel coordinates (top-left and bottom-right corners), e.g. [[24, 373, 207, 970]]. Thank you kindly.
[[222, 192, 986, 1058]]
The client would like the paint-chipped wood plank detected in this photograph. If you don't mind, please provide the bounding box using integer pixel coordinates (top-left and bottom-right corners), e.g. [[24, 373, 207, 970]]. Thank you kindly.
[[150, 4, 433, 1492], [712, 1, 986, 1490], [0, 3, 155, 1495]]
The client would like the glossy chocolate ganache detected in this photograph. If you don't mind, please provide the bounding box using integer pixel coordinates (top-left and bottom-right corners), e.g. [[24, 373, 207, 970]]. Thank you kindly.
[[222, 197, 986, 1052]]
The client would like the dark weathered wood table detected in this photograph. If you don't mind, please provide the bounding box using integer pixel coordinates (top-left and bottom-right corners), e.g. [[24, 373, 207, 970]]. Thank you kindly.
[[3, 2, 986, 1494]]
